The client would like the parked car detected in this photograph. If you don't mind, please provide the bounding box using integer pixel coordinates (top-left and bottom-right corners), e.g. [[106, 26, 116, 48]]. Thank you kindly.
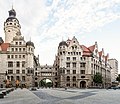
[[106, 86, 120, 90], [30, 87, 37, 91]]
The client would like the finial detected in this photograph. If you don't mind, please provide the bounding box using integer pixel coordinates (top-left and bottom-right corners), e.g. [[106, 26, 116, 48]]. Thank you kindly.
[[12, 4, 13, 10], [62, 37, 64, 41], [12, 0, 14, 10]]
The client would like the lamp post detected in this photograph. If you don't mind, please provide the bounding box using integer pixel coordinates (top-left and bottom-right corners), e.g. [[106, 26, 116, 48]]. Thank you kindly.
[[59, 67, 66, 88], [5, 71, 8, 88]]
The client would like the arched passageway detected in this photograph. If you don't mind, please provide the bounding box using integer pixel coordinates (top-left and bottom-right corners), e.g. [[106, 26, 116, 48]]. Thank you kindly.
[[39, 78, 53, 88], [80, 81, 86, 88]]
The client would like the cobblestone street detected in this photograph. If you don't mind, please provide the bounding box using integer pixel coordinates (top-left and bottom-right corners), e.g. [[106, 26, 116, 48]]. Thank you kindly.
[[1, 88, 120, 104]]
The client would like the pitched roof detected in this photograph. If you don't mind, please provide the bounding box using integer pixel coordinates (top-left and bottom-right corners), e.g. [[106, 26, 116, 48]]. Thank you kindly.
[[88, 45, 95, 52], [80, 45, 92, 57], [0, 43, 10, 51], [81, 45, 90, 52]]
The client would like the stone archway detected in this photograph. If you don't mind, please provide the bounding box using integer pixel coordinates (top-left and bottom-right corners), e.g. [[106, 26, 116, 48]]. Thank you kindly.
[[80, 81, 86, 88], [39, 78, 53, 88]]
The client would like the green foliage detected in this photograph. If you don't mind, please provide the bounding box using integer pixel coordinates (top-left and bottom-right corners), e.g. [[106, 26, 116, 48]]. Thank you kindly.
[[116, 74, 120, 82], [93, 72, 103, 84], [39, 79, 53, 87], [40, 80, 46, 87]]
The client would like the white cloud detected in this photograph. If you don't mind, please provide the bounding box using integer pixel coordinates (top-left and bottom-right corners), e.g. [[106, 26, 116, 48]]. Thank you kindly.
[[0, 0, 120, 65]]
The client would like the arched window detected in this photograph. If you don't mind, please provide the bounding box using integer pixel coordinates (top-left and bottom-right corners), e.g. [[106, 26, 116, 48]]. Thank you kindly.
[[73, 76, 76, 81], [66, 76, 70, 81]]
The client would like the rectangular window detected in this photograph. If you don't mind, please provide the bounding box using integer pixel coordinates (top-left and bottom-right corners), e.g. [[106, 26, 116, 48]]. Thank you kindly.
[[19, 55, 21, 58], [15, 48, 18, 51], [91, 57, 93, 61], [67, 70, 70, 74], [76, 52, 78, 55], [8, 61, 13, 67], [22, 76, 25, 81], [16, 61, 20, 67], [11, 55, 14, 58], [8, 70, 13, 74], [73, 70, 76, 74], [66, 63, 70, 67], [19, 42, 22, 45], [22, 61, 25, 67], [66, 57, 70, 61], [91, 63, 93, 68], [23, 48, 25, 51], [79, 52, 81, 55], [12, 48, 14, 51], [19, 48, 21, 51], [80, 63, 86, 67], [66, 83, 70, 87], [7, 55, 10, 59], [83, 57, 86, 60], [23, 55, 25, 58], [72, 63, 76, 68], [81, 70, 85, 74], [16, 42, 18, 45], [73, 57, 76, 61], [15, 55, 17, 58], [16, 76, 20, 80], [22, 70, 25, 74], [16, 70, 20, 74]]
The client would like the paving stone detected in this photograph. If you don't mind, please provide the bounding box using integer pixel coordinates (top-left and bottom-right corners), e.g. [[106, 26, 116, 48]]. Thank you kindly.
[[1, 88, 120, 104]]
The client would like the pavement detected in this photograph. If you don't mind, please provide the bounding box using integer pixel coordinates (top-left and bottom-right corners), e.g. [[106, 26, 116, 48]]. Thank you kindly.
[[0, 88, 40, 104], [1, 88, 120, 104]]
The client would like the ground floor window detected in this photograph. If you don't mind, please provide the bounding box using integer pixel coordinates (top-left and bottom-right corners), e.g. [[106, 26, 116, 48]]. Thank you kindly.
[[66, 83, 70, 87]]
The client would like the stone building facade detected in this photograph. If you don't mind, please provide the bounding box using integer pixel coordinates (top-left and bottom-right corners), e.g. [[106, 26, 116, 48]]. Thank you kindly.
[[54, 36, 111, 88], [108, 59, 118, 82], [0, 8, 37, 88], [0, 8, 118, 88], [34, 64, 58, 87]]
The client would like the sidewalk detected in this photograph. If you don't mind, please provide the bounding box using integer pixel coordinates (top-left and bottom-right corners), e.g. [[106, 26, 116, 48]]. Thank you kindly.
[[0, 88, 40, 104]]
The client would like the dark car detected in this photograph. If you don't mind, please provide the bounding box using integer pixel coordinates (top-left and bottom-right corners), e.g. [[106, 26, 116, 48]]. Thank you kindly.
[[30, 87, 37, 91], [107, 86, 120, 90]]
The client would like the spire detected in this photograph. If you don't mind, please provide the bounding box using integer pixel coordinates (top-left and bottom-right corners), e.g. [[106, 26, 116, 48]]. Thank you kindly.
[[62, 37, 64, 41], [12, 2, 13, 10]]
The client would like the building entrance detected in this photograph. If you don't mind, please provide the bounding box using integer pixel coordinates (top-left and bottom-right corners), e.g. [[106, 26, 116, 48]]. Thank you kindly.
[[80, 81, 86, 88]]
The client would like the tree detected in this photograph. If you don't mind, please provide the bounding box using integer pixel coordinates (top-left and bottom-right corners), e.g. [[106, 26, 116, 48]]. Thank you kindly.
[[93, 72, 102, 85], [116, 74, 120, 82]]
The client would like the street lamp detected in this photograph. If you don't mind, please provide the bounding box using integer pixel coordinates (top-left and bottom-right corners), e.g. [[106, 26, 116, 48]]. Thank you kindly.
[[59, 67, 66, 88]]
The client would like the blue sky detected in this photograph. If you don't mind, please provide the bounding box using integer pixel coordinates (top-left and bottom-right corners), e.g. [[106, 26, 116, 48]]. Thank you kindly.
[[0, 0, 120, 72]]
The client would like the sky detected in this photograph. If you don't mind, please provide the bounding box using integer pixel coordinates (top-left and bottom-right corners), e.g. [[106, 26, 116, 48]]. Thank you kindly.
[[0, 0, 120, 72]]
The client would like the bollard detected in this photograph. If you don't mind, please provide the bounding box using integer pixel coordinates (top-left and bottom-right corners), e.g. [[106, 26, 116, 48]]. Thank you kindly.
[[0, 93, 4, 99], [2, 91, 6, 96]]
